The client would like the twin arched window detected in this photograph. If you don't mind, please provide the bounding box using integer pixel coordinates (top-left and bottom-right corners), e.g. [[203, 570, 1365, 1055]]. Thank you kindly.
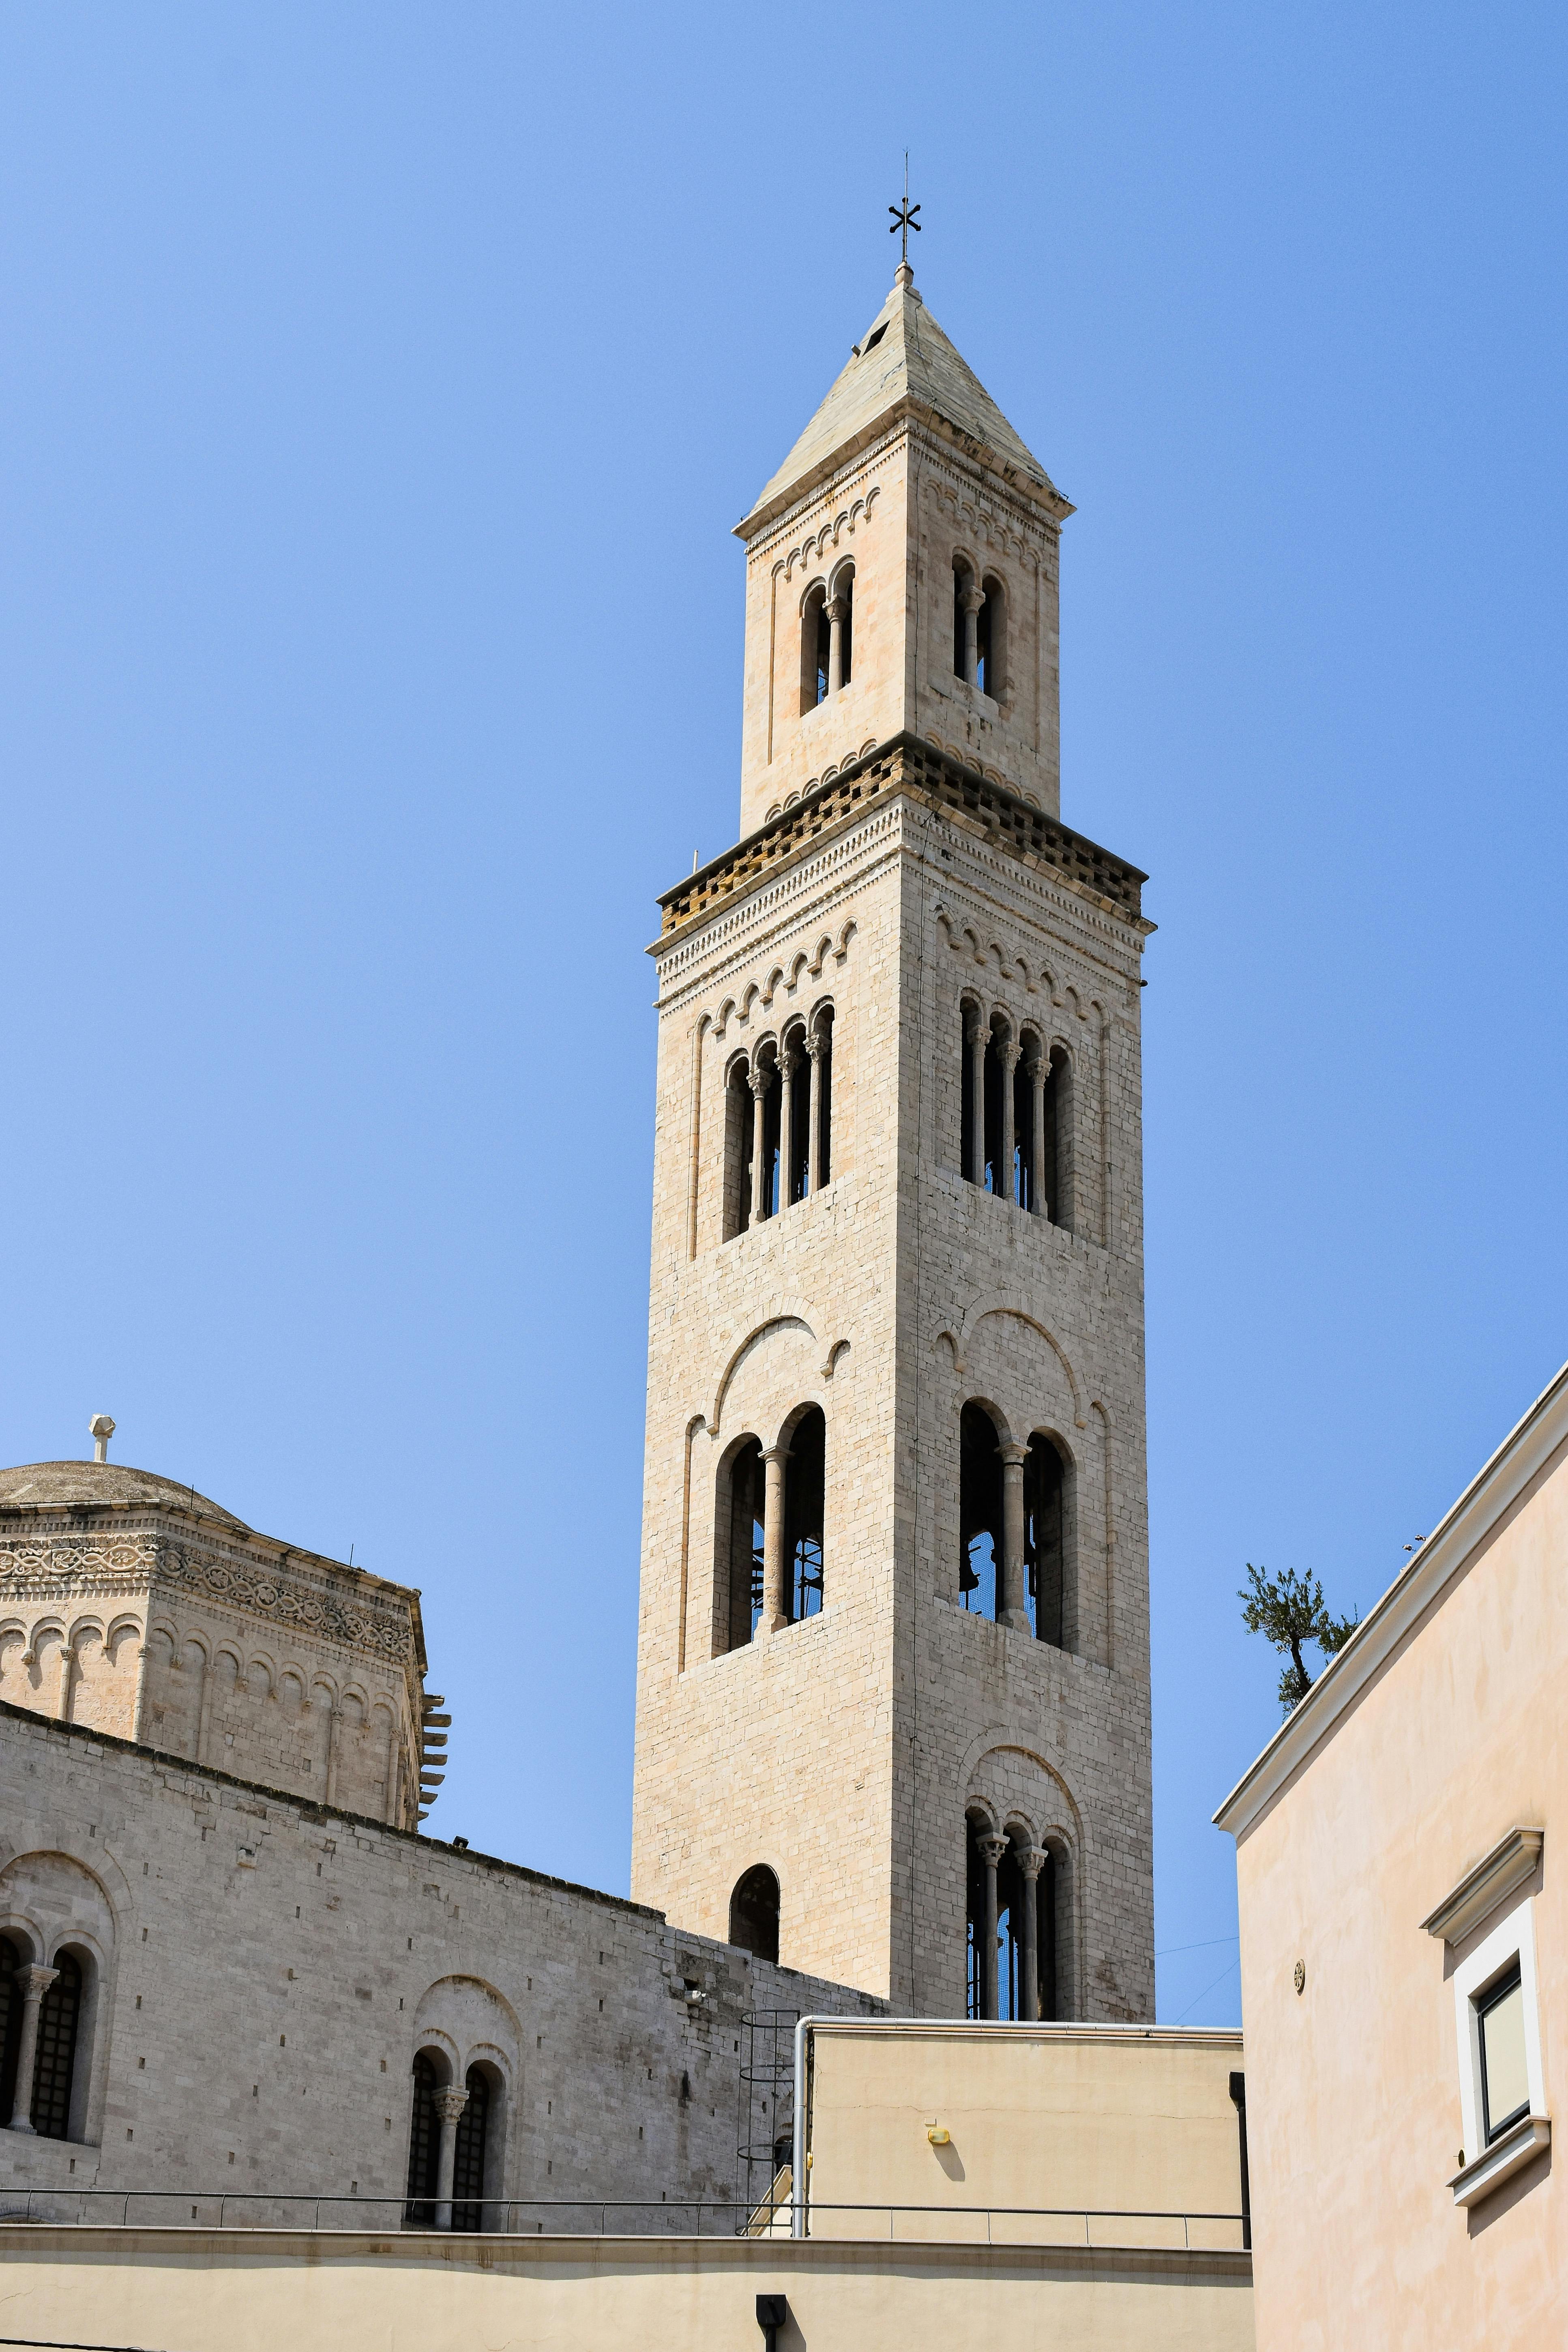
[[405, 2052, 497, 2232], [953, 561, 1006, 700], [801, 567, 854, 711], [960, 1005, 1070, 1223], [714, 1406, 826, 1655], [959, 1402, 1071, 1648], [723, 1009, 833, 1242], [0, 1935, 86, 2138]]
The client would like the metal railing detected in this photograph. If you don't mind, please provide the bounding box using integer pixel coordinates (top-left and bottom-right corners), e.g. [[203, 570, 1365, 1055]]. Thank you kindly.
[[0, 2189, 1248, 2251]]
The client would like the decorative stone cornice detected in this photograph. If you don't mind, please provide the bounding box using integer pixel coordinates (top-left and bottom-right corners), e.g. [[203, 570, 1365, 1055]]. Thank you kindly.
[[653, 734, 1148, 947], [1421, 1827, 1544, 1945]]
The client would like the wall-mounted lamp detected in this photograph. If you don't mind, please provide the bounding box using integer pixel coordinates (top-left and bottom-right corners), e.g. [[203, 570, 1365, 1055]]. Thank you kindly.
[[926, 2124, 951, 2146]]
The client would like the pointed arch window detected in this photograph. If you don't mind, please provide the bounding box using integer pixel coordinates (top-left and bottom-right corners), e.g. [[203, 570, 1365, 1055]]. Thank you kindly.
[[30, 1952, 81, 2140], [450, 2065, 491, 2233]]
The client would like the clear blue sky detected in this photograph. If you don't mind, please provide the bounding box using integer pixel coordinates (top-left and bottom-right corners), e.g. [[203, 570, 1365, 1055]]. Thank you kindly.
[[4, 4, 1565, 2030]]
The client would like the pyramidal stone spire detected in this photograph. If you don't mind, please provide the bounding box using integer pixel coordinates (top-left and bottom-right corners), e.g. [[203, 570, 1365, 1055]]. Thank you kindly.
[[731, 269, 1073, 836]]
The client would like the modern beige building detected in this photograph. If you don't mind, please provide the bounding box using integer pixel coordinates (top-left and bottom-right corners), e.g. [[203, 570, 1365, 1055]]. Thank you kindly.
[[1216, 1361, 1566, 2347], [631, 262, 1157, 2024]]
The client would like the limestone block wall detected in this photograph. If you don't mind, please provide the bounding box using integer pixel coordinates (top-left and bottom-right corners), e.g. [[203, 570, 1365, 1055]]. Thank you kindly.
[[0, 1510, 427, 1830], [0, 1704, 882, 2215], [890, 796, 1154, 2021]]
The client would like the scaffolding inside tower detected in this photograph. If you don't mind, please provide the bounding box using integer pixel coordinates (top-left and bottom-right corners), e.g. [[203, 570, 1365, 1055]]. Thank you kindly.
[[736, 2009, 798, 2235]]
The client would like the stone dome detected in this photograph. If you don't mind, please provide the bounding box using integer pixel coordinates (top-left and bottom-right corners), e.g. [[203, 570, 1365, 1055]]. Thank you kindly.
[[0, 1460, 251, 1532]]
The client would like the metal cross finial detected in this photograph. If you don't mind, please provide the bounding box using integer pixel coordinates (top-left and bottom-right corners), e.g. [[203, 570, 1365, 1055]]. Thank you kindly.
[[889, 151, 920, 267]]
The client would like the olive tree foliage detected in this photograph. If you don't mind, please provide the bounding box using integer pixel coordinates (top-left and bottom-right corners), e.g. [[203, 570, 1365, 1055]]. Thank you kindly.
[[1238, 1564, 1360, 1713]]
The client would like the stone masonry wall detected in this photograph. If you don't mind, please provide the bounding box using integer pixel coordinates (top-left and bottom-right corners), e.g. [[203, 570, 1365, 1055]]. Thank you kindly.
[[0, 1703, 881, 2219]]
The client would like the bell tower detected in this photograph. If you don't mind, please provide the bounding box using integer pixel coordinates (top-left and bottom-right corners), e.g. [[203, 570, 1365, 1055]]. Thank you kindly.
[[629, 264, 1155, 2022]]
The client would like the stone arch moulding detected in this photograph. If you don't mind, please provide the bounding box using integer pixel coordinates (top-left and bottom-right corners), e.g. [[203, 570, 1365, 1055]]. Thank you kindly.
[[935, 1301, 1086, 1428], [959, 1737, 1088, 2020], [706, 1309, 816, 1433], [0, 1843, 127, 2150]]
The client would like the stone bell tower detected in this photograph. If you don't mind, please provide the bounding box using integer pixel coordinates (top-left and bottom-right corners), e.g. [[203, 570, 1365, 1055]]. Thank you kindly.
[[629, 263, 1155, 2022]]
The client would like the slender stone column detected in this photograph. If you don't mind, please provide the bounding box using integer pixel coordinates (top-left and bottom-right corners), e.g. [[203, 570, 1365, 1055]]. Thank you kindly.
[[56, 1642, 76, 1724], [6, 1966, 59, 2131], [778, 1043, 798, 1208], [806, 1032, 825, 1195], [760, 1444, 791, 1633], [965, 1017, 987, 1187], [961, 584, 985, 687], [748, 1064, 772, 1227], [826, 595, 848, 693], [997, 1441, 1031, 1632], [1030, 1056, 1049, 1218], [323, 1702, 342, 1807], [977, 1833, 1008, 2020], [431, 2084, 469, 2230], [998, 1040, 1020, 1204], [1018, 1847, 1047, 2021]]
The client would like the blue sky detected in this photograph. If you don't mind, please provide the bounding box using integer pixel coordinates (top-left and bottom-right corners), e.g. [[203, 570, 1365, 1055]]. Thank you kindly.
[[4, 3, 1565, 2029]]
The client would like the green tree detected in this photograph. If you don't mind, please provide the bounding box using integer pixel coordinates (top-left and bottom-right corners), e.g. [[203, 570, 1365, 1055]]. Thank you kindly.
[[1238, 1564, 1360, 1713]]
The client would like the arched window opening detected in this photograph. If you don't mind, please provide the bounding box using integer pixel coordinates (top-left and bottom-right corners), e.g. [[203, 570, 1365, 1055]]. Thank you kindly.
[[757, 1052, 781, 1219], [960, 1005, 978, 1183], [1039, 1845, 1062, 2022], [29, 1951, 80, 2140], [800, 584, 830, 712], [723, 1062, 753, 1243], [729, 1865, 781, 1964], [953, 560, 981, 684], [979, 573, 1006, 701], [1014, 1044, 1039, 1210], [450, 2064, 490, 2233], [959, 1404, 1004, 1618], [405, 2051, 442, 2225], [716, 1439, 766, 1656], [783, 1407, 825, 1622], [1045, 1046, 1073, 1230], [965, 1822, 1060, 2020], [0, 1937, 21, 2128], [982, 1021, 1007, 1194], [1024, 1436, 1067, 1648], [832, 569, 854, 689], [785, 1032, 811, 1205]]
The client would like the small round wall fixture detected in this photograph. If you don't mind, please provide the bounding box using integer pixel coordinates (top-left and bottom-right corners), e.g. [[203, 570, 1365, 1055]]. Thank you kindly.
[[927, 2125, 950, 2146], [1293, 1959, 1306, 1996]]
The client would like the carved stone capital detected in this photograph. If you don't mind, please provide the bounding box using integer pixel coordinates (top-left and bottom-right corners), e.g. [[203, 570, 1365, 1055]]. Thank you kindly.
[[977, 1831, 1009, 1871], [17, 1965, 58, 2005], [961, 584, 986, 614], [748, 1064, 773, 1099], [996, 1441, 1030, 1470], [431, 2086, 470, 2127], [998, 1041, 1021, 1075], [1018, 1845, 1048, 1883]]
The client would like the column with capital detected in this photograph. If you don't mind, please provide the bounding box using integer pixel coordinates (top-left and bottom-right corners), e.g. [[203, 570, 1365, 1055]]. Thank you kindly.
[[997, 1441, 1031, 1631], [760, 1444, 791, 1633], [827, 595, 849, 693], [965, 1015, 987, 1187], [778, 1042, 798, 1208], [431, 2084, 470, 2229], [323, 1702, 343, 1808], [6, 1966, 59, 2131], [1030, 1055, 1049, 1218], [977, 1832, 1008, 2020], [806, 1031, 825, 1195], [748, 1063, 772, 1226], [56, 1642, 76, 1725], [961, 583, 986, 688], [998, 1039, 1020, 1204], [1018, 1847, 1048, 2021]]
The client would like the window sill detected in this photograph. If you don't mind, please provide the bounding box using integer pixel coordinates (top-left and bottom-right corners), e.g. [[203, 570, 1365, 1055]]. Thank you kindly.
[[1448, 2113, 1550, 2207]]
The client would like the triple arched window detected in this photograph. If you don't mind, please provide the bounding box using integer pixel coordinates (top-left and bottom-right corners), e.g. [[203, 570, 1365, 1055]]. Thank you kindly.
[[959, 1401, 1072, 1649], [965, 1813, 1069, 2020], [723, 1009, 834, 1241], [800, 565, 854, 711], [714, 1406, 827, 1655], [960, 1004, 1071, 1224], [0, 1934, 87, 2138]]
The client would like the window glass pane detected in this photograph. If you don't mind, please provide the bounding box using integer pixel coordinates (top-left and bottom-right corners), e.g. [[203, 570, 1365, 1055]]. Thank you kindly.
[[1479, 1968, 1529, 2140]]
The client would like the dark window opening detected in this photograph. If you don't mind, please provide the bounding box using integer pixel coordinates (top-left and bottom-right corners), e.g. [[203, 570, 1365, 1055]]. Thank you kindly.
[[1014, 1052, 1036, 1211], [863, 322, 887, 352], [965, 1825, 1059, 2021], [784, 1407, 825, 1622], [982, 1028, 1004, 1195], [404, 2051, 441, 2225], [953, 562, 970, 680], [816, 1013, 834, 1187], [787, 1042, 811, 1205], [30, 1952, 80, 2140], [959, 1403, 1003, 1620], [961, 1011, 977, 1183], [722, 1440, 766, 1654], [450, 2065, 490, 2232], [815, 599, 830, 703], [759, 1058, 781, 1218], [724, 1067, 753, 1243], [729, 1865, 781, 1964], [1024, 1436, 1066, 1648], [837, 575, 854, 688], [0, 1938, 21, 2128], [975, 594, 993, 696]]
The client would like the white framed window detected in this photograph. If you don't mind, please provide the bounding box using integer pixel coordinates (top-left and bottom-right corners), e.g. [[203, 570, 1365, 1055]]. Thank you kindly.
[[1448, 1893, 1550, 2207]]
